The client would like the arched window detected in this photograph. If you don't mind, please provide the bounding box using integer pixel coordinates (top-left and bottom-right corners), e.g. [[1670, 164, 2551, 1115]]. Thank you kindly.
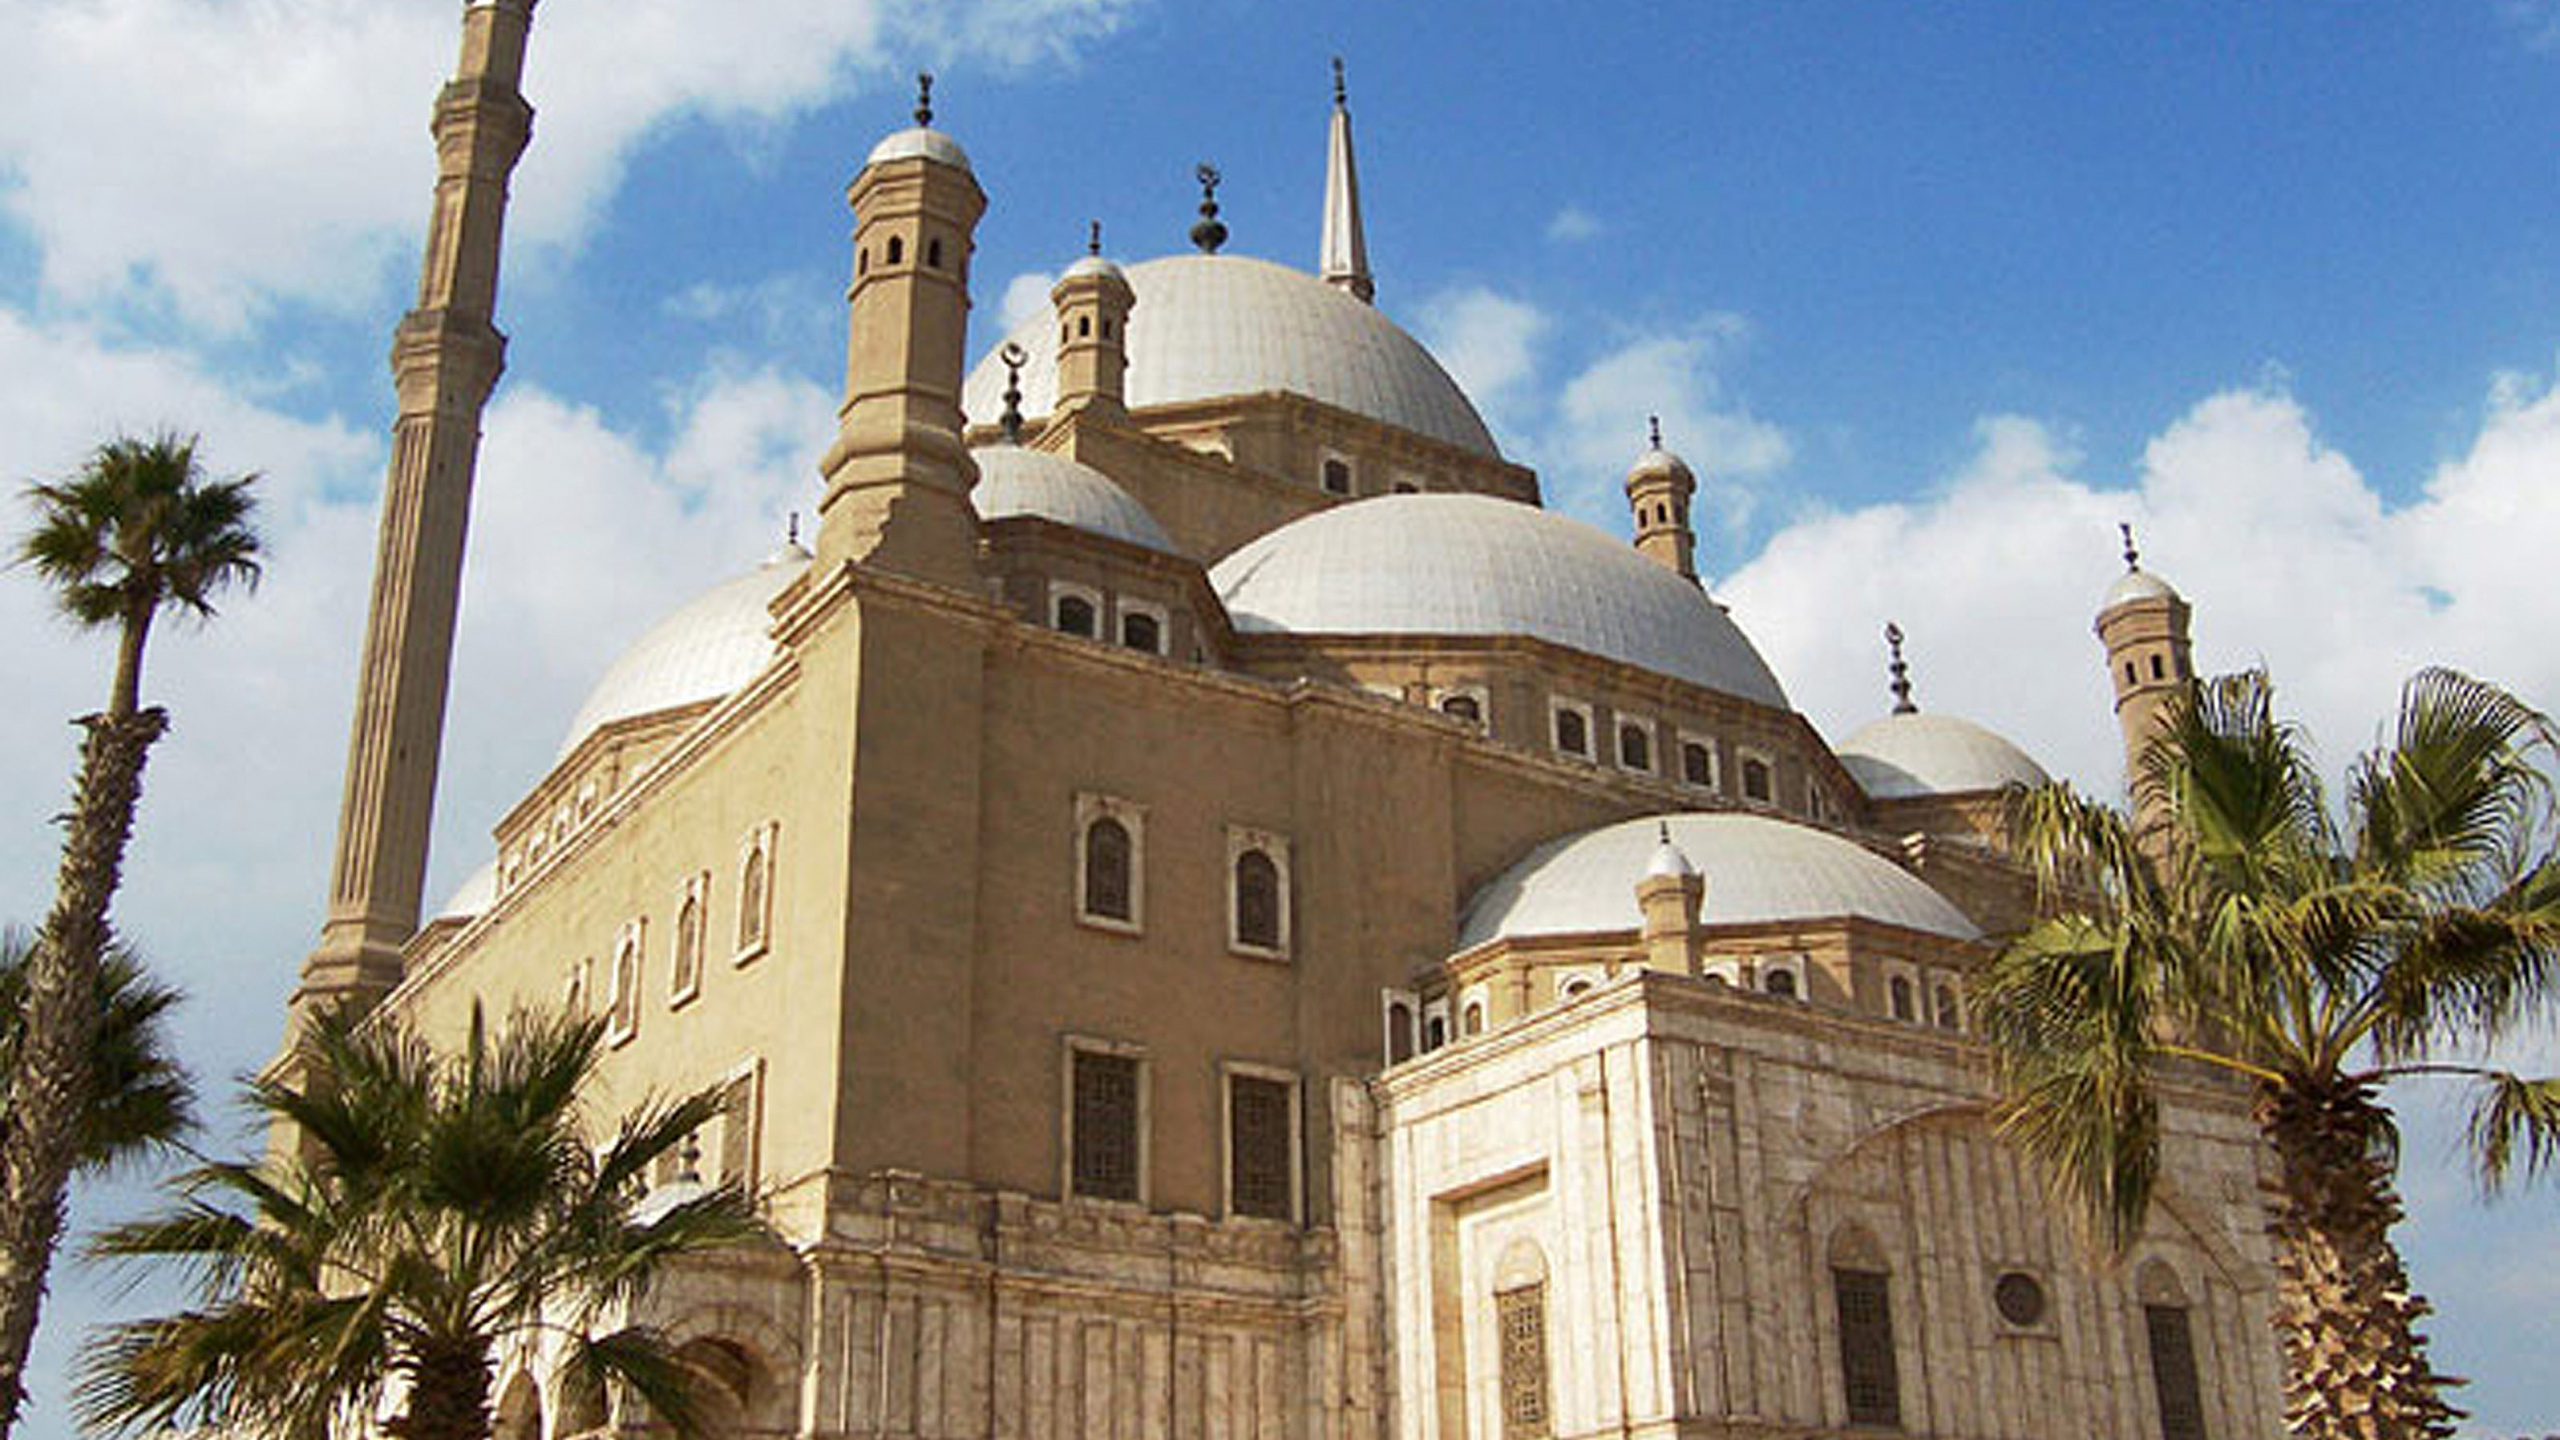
[[885, 234, 904, 265], [1889, 975, 1915, 1022], [1741, 756, 1772, 802], [1424, 1013, 1448, 1051], [1462, 1001, 1486, 1036], [1083, 818, 1132, 922], [609, 924, 642, 1043], [1321, 456, 1352, 495], [1440, 692, 1483, 724], [1055, 593, 1097, 638], [1387, 1001, 1415, 1063], [1553, 705, 1589, 759], [1120, 610, 1162, 654], [1934, 984, 1960, 1030], [1764, 966, 1798, 999], [1077, 313, 1092, 337], [857, 247, 869, 275], [925, 236, 943, 269], [1683, 741, 1714, 788], [1234, 849, 1281, 951], [2139, 1262, 2209, 1440], [670, 883, 705, 1003], [2151, 652, 2166, 681], [1561, 977, 1593, 1000], [737, 838, 769, 957], [1618, 721, 1652, 772]]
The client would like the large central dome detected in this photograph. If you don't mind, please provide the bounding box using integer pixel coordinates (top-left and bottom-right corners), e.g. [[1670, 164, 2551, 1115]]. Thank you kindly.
[[961, 254, 1498, 456], [1209, 494, 1789, 706]]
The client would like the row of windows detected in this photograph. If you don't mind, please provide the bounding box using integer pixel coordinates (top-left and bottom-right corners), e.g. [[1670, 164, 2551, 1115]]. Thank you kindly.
[[1048, 582, 1167, 655], [855, 228, 954, 275], [1075, 796, 1292, 957], [1547, 696, 1799, 805], [580, 822, 779, 1047], [1064, 1040, 1301, 1222]]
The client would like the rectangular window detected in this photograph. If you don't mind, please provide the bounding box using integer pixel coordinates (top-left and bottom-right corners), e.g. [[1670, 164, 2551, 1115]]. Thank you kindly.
[[1497, 1284, 1550, 1438], [1227, 1073, 1296, 1221], [715, 1066, 761, 1191], [2146, 1304, 2208, 1440], [1834, 1267, 1901, 1428], [1070, 1048, 1142, 1202], [1551, 699, 1593, 760]]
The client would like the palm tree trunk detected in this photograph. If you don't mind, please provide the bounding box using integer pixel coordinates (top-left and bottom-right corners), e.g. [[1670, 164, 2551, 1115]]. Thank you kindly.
[[0, 707, 168, 1436], [2261, 1080, 2463, 1440], [106, 605, 152, 722], [390, 1341, 495, 1440]]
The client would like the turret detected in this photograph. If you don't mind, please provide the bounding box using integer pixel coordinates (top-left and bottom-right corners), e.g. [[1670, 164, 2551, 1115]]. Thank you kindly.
[[2096, 523, 2194, 824], [813, 74, 988, 588], [296, 0, 537, 1024], [1051, 222, 1135, 424], [1319, 57, 1374, 303], [1625, 417, 1699, 582], [1635, 822, 1706, 975]]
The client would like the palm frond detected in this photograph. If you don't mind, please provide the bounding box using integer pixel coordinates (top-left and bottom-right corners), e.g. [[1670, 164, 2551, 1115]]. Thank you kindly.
[[2464, 1071, 2560, 1191]]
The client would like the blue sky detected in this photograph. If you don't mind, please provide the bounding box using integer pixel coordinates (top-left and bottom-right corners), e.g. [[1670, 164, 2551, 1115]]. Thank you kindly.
[[3, 0, 2558, 1433]]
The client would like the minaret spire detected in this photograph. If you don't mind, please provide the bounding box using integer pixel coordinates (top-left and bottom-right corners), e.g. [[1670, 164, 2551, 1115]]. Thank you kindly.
[[1885, 622, 1917, 714], [295, 0, 537, 1025], [1319, 56, 1374, 303]]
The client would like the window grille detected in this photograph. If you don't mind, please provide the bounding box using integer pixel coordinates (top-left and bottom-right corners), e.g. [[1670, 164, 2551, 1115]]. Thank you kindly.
[[1496, 1284, 1550, 1438], [1234, 849, 1282, 950], [2146, 1304, 2208, 1440], [1228, 1075, 1293, 1220], [1084, 818, 1132, 921], [1833, 1267, 1901, 1428], [1071, 1050, 1140, 1201]]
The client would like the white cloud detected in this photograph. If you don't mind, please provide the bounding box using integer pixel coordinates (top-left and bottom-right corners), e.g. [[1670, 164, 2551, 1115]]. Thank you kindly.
[[0, 0, 1136, 329], [996, 269, 1059, 335], [2503, 0, 2560, 52], [1545, 205, 1603, 243], [1547, 319, 1791, 529], [1417, 285, 1549, 421]]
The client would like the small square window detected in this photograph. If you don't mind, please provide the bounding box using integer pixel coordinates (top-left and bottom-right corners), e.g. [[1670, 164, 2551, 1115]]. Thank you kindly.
[[1320, 454, 1353, 495]]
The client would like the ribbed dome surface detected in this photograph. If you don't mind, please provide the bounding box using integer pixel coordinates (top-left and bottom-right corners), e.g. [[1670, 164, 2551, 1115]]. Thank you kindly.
[[962, 254, 1498, 456], [1209, 494, 1788, 706], [1836, 712, 2050, 800], [865, 126, 971, 171], [2102, 566, 2178, 609], [555, 546, 809, 761], [1459, 812, 1980, 950], [972, 446, 1177, 553]]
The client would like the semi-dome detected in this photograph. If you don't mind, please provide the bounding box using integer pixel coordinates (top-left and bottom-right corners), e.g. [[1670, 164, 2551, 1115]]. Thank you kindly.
[[1836, 711, 2050, 800], [962, 254, 1498, 456], [1208, 493, 1789, 707], [971, 446, 1177, 553], [555, 545, 810, 761], [1459, 812, 1980, 950]]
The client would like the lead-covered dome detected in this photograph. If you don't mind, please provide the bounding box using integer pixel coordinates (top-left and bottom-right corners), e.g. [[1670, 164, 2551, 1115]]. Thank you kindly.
[[962, 254, 1498, 456], [1836, 712, 2050, 800], [1460, 812, 1980, 949], [555, 545, 810, 761], [1209, 494, 1788, 706], [971, 446, 1176, 552]]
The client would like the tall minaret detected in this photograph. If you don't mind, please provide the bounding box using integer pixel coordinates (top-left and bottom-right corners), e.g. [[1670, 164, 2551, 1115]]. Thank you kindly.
[[1318, 57, 1374, 303], [2096, 523, 2194, 825], [295, 0, 536, 1024]]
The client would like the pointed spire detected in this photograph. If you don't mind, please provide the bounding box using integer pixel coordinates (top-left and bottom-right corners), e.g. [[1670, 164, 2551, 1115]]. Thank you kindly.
[[2121, 520, 2144, 572], [1648, 414, 1662, 450], [1320, 56, 1374, 303], [787, 511, 800, 547], [998, 340, 1028, 443], [1087, 220, 1102, 256], [1885, 621, 1917, 714], [1190, 163, 1227, 254]]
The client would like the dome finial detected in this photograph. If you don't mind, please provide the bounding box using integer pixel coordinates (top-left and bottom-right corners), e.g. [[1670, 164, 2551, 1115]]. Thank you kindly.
[[1885, 621, 1917, 714], [2120, 520, 2140, 572], [787, 511, 800, 547], [913, 71, 935, 128], [1087, 219, 1102, 256], [998, 340, 1029, 444], [1648, 414, 1662, 450], [1333, 55, 1348, 108], [1190, 162, 1227, 254]]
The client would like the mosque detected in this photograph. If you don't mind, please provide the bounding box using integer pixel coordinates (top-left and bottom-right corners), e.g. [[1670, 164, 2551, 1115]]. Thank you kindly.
[[291, 4, 2289, 1437]]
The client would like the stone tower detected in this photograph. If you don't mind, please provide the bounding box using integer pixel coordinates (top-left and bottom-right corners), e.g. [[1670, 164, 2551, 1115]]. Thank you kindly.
[[1051, 227, 1135, 424], [1625, 418, 1699, 582], [296, 0, 536, 1024], [812, 77, 988, 590], [1320, 57, 1375, 304], [2095, 524, 2194, 813]]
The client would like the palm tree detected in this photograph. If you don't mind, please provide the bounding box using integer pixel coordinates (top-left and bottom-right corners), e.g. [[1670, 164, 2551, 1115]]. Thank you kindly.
[[0, 432, 259, 1432], [1979, 667, 2560, 1440], [0, 929, 194, 1177], [76, 1005, 772, 1440]]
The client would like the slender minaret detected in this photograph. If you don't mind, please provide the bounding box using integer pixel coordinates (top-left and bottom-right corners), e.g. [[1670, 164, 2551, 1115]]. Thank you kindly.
[[1624, 417, 1699, 582], [1053, 222, 1135, 425], [811, 75, 987, 589], [295, 0, 536, 1024], [2096, 523, 2194, 828], [1318, 57, 1374, 303]]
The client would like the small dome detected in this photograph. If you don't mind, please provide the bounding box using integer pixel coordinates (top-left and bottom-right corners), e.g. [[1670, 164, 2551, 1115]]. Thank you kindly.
[[1059, 253, 1127, 284], [2102, 566, 2178, 610], [434, 859, 497, 922], [1626, 445, 1694, 489], [556, 545, 810, 761], [1836, 711, 2050, 800], [865, 126, 972, 172], [1460, 812, 1980, 950], [972, 447, 1177, 553], [1209, 494, 1788, 707], [1644, 826, 1697, 880], [963, 254, 1498, 456]]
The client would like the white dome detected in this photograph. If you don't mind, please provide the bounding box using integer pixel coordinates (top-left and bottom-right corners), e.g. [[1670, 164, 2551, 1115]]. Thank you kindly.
[[1836, 711, 2050, 800], [962, 254, 1498, 456], [556, 546, 810, 761], [1208, 494, 1788, 707], [434, 858, 497, 922], [972, 446, 1177, 553], [865, 126, 971, 172], [2102, 566, 2178, 609], [1459, 812, 1980, 950]]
